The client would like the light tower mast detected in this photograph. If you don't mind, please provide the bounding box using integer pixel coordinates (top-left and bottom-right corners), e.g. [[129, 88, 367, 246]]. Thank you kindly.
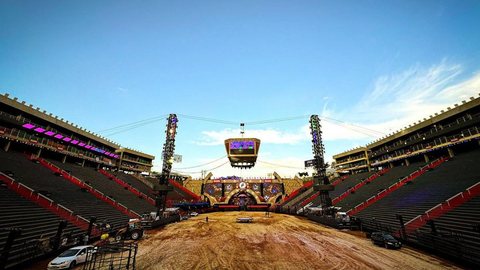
[[154, 114, 178, 212], [309, 115, 333, 208]]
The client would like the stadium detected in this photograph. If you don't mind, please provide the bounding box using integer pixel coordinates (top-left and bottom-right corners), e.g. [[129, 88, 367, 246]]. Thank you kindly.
[[0, 92, 479, 269], [2, 2, 480, 270]]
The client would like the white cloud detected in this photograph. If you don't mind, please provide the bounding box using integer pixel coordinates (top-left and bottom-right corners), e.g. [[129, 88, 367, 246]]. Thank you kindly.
[[179, 60, 480, 177], [354, 60, 477, 123], [195, 61, 479, 149], [325, 60, 480, 142]]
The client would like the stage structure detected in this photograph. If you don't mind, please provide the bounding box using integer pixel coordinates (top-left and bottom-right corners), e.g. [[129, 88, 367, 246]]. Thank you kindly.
[[309, 115, 334, 207], [203, 176, 283, 211], [154, 114, 178, 212]]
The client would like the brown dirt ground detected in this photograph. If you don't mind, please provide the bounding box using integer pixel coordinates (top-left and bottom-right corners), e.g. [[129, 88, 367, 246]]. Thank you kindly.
[[136, 212, 461, 270]]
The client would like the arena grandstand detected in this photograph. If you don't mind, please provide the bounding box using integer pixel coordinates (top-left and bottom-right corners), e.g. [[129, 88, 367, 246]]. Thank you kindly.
[[1, 93, 480, 269], [274, 94, 480, 267], [0, 94, 198, 269]]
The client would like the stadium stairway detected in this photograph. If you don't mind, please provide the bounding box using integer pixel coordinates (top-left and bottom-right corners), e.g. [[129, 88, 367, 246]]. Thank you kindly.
[[0, 151, 131, 231], [0, 175, 85, 269], [98, 169, 156, 206], [348, 157, 448, 216]]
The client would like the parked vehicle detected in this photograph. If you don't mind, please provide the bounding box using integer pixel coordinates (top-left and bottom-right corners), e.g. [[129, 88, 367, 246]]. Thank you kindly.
[[190, 212, 199, 217], [371, 232, 402, 249], [47, 245, 94, 269], [141, 208, 180, 228]]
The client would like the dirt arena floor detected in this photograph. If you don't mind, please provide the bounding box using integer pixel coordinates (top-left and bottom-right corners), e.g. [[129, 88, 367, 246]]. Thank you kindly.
[[136, 212, 461, 270]]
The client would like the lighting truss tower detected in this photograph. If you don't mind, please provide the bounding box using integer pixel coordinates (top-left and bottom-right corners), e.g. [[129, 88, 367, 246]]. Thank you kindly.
[[154, 114, 178, 212], [309, 115, 333, 208]]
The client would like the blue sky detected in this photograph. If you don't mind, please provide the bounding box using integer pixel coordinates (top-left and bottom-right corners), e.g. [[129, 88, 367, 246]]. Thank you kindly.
[[1, 1, 480, 177]]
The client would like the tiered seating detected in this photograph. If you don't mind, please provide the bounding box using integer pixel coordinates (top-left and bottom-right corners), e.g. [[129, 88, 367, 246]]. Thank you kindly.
[[0, 151, 130, 230], [335, 163, 424, 211], [297, 175, 349, 207], [330, 175, 348, 187], [114, 172, 153, 196], [114, 172, 199, 203], [416, 195, 480, 265], [330, 171, 375, 199], [279, 180, 313, 207], [49, 160, 156, 215], [355, 150, 480, 234], [98, 170, 155, 205], [309, 171, 375, 206], [167, 179, 201, 201], [283, 187, 316, 209], [0, 185, 83, 269]]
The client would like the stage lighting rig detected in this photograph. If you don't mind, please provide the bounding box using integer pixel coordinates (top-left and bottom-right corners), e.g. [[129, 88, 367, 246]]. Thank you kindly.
[[309, 115, 334, 208], [154, 114, 178, 211]]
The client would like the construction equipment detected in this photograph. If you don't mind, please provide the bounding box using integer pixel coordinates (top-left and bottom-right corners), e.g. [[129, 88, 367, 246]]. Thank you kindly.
[[115, 219, 144, 241]]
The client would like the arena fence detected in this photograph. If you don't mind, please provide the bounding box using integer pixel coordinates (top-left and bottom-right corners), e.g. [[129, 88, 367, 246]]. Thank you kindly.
[[83, 242, 138, 270]]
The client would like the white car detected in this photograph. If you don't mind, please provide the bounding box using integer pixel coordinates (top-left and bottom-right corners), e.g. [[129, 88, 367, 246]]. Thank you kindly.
[[47, 245, 94, 269], [189, 212, 199, 217]]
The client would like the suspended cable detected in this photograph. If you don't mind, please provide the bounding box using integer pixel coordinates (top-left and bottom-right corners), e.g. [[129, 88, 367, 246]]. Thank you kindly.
[[321, 118, 383, 138], [104, 118, 166, 137], [98, 115, 168, 132], [176, 114, 238, 125], [99, 112, 387, 138], [245, 115, 310, 125], [172, 161, 229, 174], [174, 155, 227, 170], [318, 119, 381, 137], [320, 116, 385, 136], [257, 160, 306, 170]]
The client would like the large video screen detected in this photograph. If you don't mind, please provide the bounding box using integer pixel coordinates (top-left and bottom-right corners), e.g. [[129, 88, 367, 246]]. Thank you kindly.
[[229, 140, 255, 155]]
